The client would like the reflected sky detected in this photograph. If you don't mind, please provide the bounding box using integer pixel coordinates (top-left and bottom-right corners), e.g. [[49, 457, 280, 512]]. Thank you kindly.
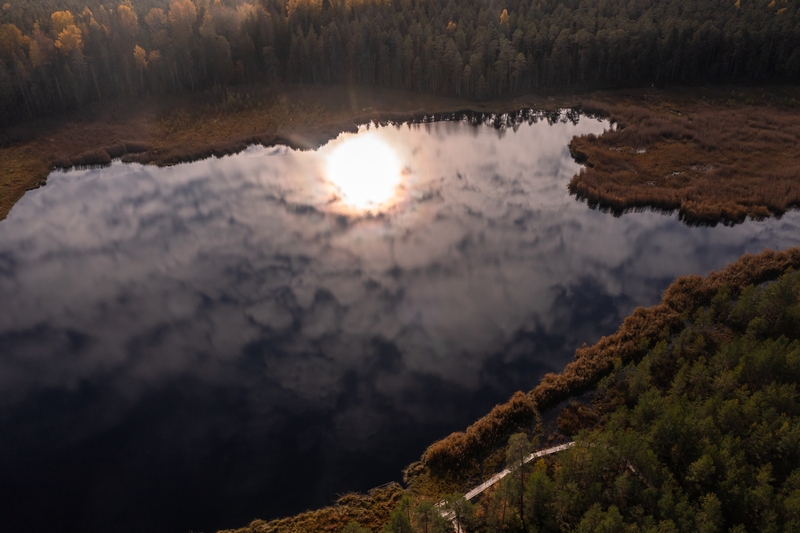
[[1, 112, 800, 533]]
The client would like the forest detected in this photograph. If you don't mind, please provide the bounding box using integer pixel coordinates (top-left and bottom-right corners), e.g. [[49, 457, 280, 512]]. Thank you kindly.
[[1, 0, 799, 124], [425, 265, 800, 533]]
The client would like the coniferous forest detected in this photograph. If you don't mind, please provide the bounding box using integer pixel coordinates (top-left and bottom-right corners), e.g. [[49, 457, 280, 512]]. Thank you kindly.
[[0, 0, 799, 124]]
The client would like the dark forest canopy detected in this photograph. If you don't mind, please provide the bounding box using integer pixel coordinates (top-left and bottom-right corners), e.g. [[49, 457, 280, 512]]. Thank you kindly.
[[0, 0, 799, 124]]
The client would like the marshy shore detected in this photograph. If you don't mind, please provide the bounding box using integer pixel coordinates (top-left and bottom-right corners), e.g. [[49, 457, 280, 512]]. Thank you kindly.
[[2, 83, 799, 224]]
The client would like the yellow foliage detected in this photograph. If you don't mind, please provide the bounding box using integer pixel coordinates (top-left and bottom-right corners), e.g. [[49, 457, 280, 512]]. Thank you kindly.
[[147, 49, 161, 63], [0, 23, 25, 59], [133, 44, 147, 69], [145, 8, 169, 47], [80, 7, 100, 29], [169, 0, 197, 28], [55, 24, 82, 54], [28, 40, 42, 67], [145, 8, 167, 30], [286, 0, 323, 20], [51, 11, 75, 35], [118, 5, 139, 34], [199, 12, 215, 38], [499, 8, 510, 27], [29, 27, 55, 68], [237, 3, 257, 19], [168, 0, 197, 43]]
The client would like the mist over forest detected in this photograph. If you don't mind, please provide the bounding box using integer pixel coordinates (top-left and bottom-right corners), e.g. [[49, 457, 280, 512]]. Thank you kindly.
[[1, 0, 799, 123]]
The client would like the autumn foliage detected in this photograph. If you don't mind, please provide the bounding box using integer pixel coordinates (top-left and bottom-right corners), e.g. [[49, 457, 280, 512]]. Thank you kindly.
[[407, 391, 535, 487], [218, 483, 404, 533], [1, 0, 800, 124]]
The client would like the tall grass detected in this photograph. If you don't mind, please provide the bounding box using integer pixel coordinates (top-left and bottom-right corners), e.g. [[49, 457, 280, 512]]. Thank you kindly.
[[218, 483, 403, 533]]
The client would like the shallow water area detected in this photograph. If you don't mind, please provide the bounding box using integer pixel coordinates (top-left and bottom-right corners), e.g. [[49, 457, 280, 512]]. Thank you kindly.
[[1, 111, 800, 533]]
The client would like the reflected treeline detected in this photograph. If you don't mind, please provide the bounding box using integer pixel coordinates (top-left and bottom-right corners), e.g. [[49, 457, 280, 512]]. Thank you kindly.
[[1, 0, 799, 124], [374, 108, 585, 130]]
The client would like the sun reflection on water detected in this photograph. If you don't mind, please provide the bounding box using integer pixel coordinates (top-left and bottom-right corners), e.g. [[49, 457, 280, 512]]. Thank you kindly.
[[325, 133, 403, 212]]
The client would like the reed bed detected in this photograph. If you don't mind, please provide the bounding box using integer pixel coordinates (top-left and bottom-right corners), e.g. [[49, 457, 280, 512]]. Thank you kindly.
[[569, 99, 800, 225], [218, 483, 403, 533]]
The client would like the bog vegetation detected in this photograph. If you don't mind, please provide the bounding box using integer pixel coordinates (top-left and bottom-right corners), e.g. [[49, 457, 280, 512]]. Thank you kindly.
[[568, 97, 800, 225], [1, 0, 800, 123], [457, 263, 800, 532], [218, 483, 405, 533]]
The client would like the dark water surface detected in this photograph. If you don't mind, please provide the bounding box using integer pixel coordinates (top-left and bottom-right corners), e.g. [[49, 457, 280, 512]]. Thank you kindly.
[[1, 112, 799, 533]]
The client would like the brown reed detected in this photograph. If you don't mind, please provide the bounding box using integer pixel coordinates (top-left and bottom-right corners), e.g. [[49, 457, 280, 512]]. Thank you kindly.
[[217, 483, 403, 533], [569, 98, 800, 225], [409, 248, 800, 495]]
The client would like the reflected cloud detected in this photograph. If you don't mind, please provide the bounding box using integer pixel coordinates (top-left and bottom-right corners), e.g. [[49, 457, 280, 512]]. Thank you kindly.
[[1, 112, 800, 533]]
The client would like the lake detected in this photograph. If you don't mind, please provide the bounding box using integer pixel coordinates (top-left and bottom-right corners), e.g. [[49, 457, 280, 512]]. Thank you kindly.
[[1, 111, 799, 533]]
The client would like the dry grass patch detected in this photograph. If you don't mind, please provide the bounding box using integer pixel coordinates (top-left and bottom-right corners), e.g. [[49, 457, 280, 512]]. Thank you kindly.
[[570, 93, 800, 225]]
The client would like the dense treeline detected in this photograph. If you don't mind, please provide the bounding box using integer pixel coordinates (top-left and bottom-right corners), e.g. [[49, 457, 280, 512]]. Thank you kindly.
[[1, 0, 799, 124]]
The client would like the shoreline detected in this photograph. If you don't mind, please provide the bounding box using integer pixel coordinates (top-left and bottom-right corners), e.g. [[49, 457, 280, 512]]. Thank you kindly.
[[567, 91, 800, 226], [221, 246, 800, 533], [3, 84, 800, 225], [403, 246, 800, 494], [0, 84, 572, 221]]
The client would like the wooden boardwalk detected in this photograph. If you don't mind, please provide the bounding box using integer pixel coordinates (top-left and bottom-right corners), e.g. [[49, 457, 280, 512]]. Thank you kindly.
[[437, 441, 576, 532], [464, 441, 575, 500]]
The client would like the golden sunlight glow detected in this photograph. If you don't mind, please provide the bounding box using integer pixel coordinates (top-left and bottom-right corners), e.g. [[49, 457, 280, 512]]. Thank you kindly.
[[326, 134, 402, 210]]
